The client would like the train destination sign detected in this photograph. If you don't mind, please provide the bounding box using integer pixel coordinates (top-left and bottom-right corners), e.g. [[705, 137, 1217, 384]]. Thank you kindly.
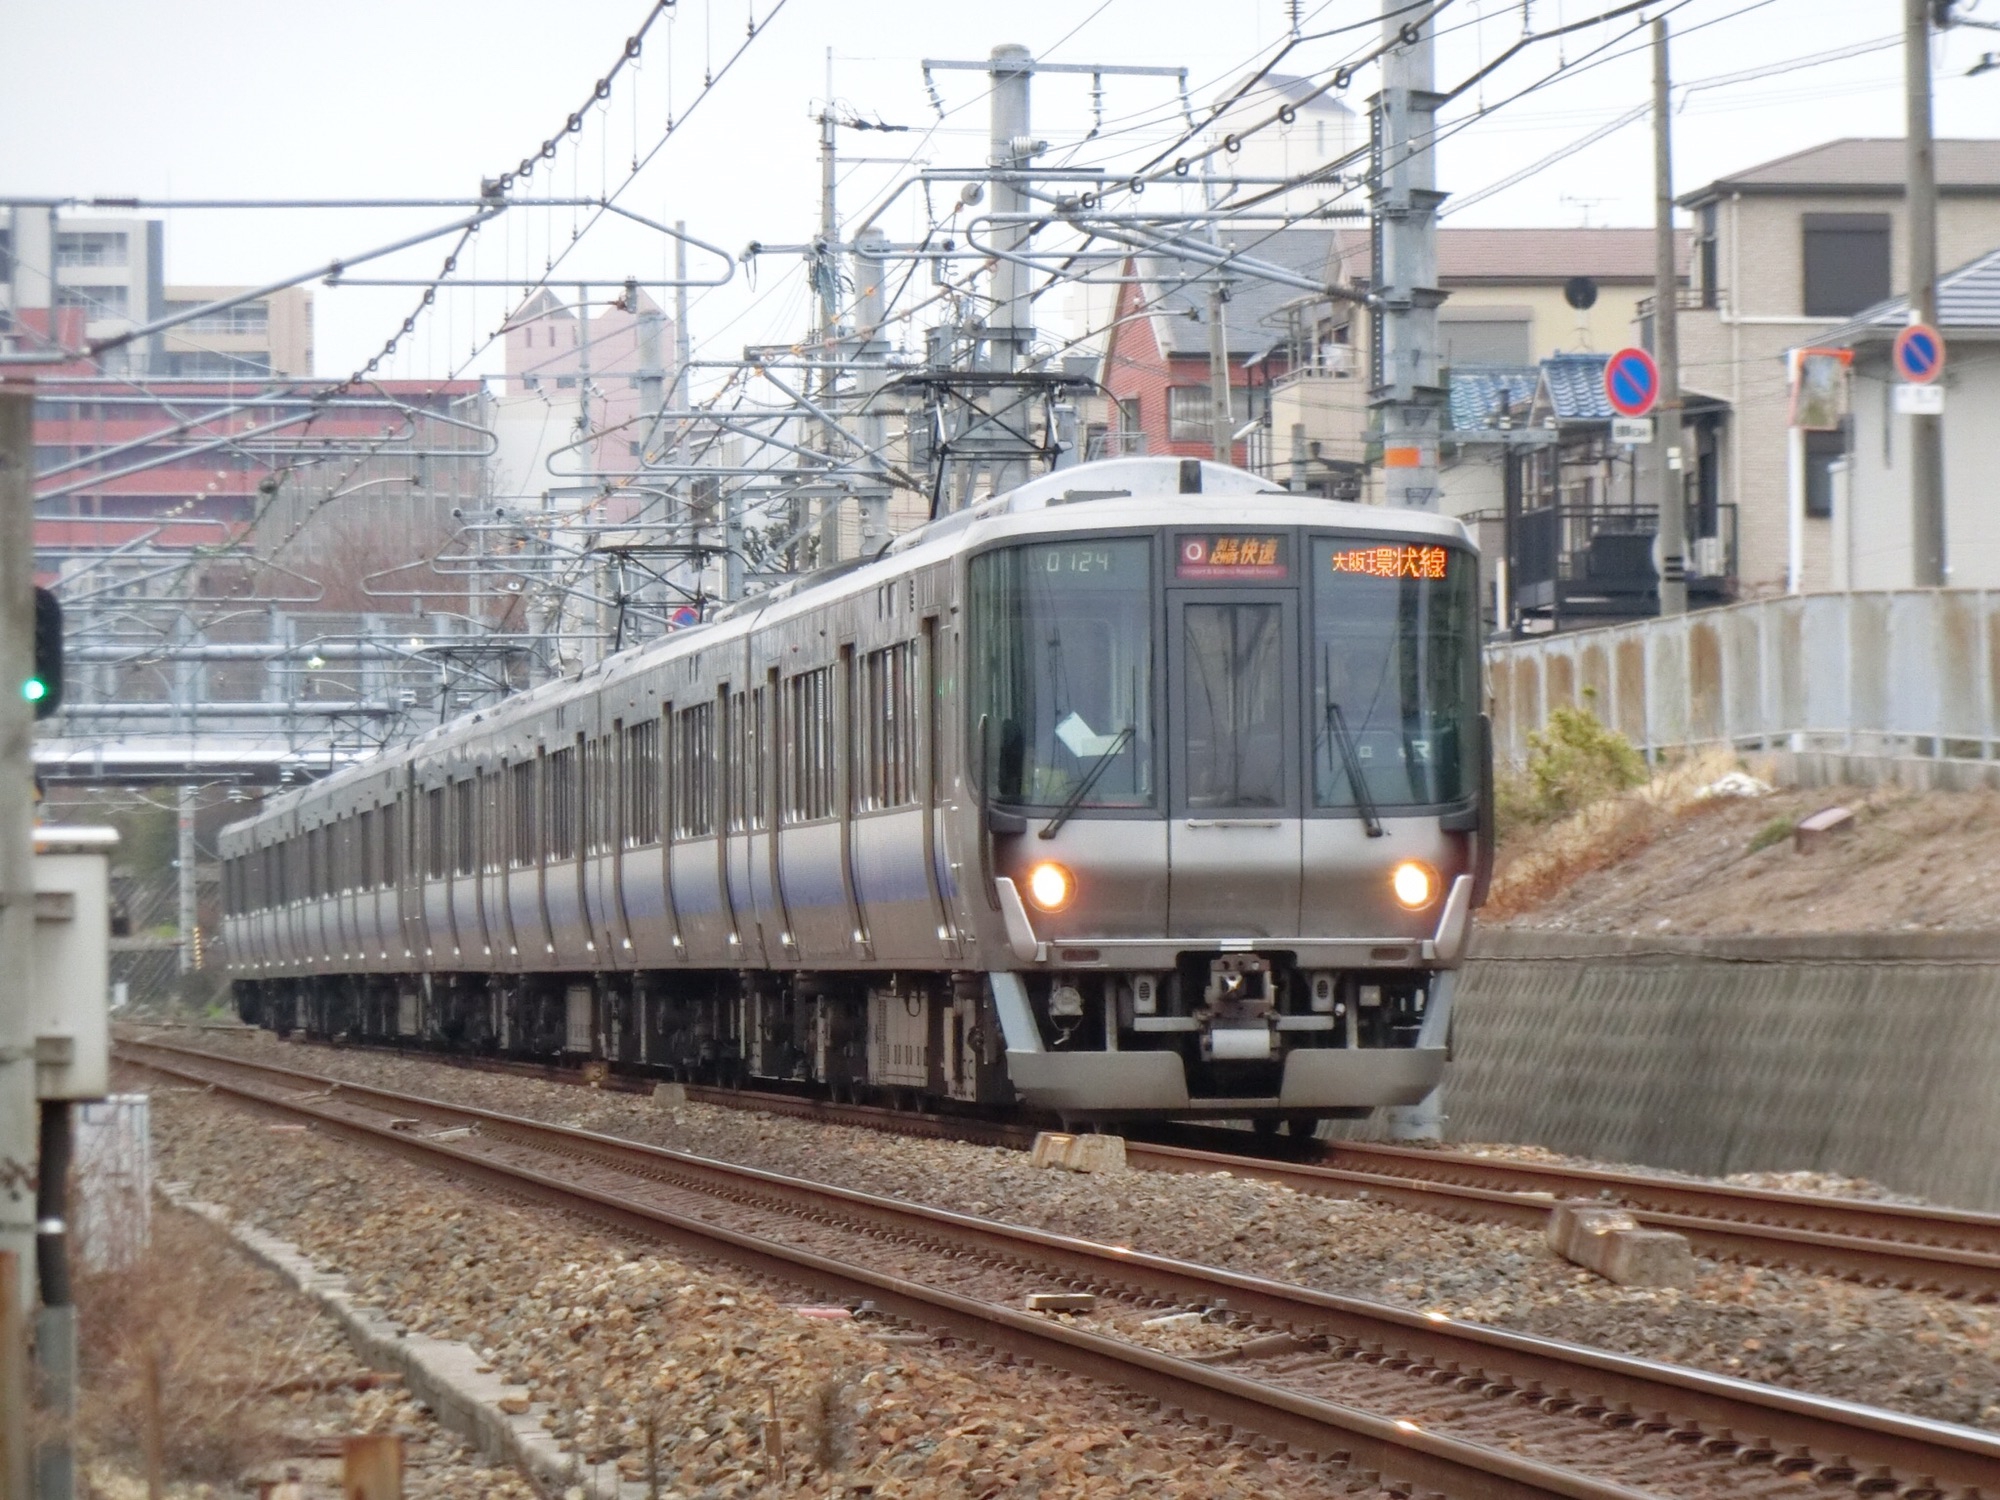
[[1176, 534, 1289, 580], [1327, 544, 1451, 580]]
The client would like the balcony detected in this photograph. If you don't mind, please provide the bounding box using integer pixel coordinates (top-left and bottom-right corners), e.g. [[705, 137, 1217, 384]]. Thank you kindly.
[[1470, 500, 1737, 630]]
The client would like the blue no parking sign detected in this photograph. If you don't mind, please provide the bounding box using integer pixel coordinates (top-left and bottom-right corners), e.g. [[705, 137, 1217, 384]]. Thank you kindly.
[[1893, 323, 1945, 385], [1603, 346, 1659, 417]]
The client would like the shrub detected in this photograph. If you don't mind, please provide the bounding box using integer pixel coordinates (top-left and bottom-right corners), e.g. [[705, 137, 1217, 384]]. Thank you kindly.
[[1507, 695, 1648, 831], [1747, 815, 1796, 854]]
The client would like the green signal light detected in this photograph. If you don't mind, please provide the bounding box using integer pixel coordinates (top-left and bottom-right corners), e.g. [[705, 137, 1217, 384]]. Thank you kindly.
[[22, 678, 46, 704]]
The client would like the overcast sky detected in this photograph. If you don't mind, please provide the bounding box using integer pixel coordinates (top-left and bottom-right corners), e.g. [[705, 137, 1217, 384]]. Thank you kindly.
[[6, 0, 1997, 387]]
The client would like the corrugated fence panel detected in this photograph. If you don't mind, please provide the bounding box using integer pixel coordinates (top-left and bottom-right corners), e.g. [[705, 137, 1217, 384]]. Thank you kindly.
[[1490, 590, 2000, 765]]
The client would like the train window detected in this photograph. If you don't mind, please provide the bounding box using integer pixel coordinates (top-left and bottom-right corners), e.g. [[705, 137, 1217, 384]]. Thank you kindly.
[[545, 747, 577, 860], [725, 690, 768, 832], [480, 772, 502, 873], [623, 719, 661, 846], [1308, 537, 1480, 811], [781, 668, 834, 822], [306, 827, 322, 900], [426, 787, 447, 879], [582, 739, 601, 856], [452, 780, 474, 876], [510, 762, 537, 867], [358, 810, 375, 891], [385, 799, 402, 887], [672, 703, 714, 838], [968, 538, 1156, 808], [856, 643, 918, 811]]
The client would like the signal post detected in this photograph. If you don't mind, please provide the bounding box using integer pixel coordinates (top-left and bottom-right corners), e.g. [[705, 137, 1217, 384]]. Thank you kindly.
[[0, 385, 37, 1495]]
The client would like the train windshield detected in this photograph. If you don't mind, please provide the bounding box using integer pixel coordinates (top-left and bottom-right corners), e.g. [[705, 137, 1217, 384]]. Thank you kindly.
[[969, 538, 1156, 808], [1309, 537, 1480, 810]]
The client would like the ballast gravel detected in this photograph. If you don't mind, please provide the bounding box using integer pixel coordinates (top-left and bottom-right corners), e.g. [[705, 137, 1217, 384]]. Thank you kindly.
[[144, 1079, 1382, 1500], [166, 1031, 2000, 1432]]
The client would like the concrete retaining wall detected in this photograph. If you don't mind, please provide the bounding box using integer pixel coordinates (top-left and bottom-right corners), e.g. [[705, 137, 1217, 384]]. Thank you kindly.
[[1434, 929, 2000, 1213]]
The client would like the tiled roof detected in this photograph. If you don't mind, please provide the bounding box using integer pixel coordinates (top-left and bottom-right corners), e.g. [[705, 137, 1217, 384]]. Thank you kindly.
[[1680, 138, 2000, 204], [1326, 226, 1688, 284], [1437, 228, 1688, 282], [1538, 353, 1614, 423], [1823, 243, 2000, 342], [1448, 365, 1542, 432]]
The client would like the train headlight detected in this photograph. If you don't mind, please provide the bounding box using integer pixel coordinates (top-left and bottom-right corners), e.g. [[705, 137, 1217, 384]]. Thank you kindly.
[[1390, 860, 1439, 910], [1025, 860, 1075, 912]]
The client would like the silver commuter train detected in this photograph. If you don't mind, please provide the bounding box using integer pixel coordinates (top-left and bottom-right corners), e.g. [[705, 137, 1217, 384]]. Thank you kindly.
[[222, 456, 1492, 1127]]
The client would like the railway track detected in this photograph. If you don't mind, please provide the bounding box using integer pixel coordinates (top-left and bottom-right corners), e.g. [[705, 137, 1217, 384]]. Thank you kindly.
[[140, 1028, 2000, 1301], [122, 1036, 2000, 1500]]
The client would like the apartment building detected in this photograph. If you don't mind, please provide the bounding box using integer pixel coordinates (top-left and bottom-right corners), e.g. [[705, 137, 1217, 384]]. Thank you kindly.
[[1, 207, 312, 377], [1676, 138, 2000, 595]]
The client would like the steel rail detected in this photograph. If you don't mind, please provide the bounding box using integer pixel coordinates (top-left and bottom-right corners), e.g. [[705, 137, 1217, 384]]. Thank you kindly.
[[184, 1030, 2000, 1299], [118, 1038, 2000, 1500], [1126, 1142, 2000, 1303]]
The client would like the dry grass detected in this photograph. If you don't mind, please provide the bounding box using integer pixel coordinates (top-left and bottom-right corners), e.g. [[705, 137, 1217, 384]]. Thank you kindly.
[[1484, 746, 1767, 920], [77, 1206, 328, 1485]]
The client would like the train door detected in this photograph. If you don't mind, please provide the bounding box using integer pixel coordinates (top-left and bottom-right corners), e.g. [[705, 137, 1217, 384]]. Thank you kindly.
[[1164, 588, 1304, 937]]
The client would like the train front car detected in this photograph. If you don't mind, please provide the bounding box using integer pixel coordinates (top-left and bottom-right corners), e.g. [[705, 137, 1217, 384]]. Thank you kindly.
[[960, 458, 1490, 1127]]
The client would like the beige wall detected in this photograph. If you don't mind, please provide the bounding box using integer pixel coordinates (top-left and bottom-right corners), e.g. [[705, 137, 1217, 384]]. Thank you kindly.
[[1444, 282, 1653, 361], [1682, 188, 2000, 595], [162, 284, 314, 375]]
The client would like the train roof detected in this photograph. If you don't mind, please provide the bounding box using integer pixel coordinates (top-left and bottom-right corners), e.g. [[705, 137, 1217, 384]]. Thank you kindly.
[[225, 458, 1471, 840]]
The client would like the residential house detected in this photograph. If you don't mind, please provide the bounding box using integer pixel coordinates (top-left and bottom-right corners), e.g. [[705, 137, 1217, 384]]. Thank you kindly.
[[1675, 137, 2000, 596], [1825, 245, 2000, 588]]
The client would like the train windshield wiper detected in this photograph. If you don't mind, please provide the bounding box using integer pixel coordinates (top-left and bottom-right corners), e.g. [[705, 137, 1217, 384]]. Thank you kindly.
[[1325, 702, 1384, 838], [1040, 726, 1134, 840]]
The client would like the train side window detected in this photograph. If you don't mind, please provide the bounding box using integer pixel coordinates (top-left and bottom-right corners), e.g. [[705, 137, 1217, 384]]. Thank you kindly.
[[725, 691, 757, 833], [456, 779, 477, 877], [624, 719, 661, 846], [782, 667, 834, 823], [510, 762, 537, 867], [856, 643, 918, 811], [673, 703, 714, 837], [545, 747, 577, 861], [426, 787, 447, 879], [358, 810, 375, 891], [306, 827, 322, 900], [385, 799, 402, 887]]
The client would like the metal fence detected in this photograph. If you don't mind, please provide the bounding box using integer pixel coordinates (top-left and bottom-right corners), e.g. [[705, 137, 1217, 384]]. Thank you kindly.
[[1487, 590, 2000, 770]]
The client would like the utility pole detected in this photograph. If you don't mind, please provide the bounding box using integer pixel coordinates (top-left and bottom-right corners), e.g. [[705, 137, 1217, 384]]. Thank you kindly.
[[1653, 18, 1688, 617], [852, 227, 893, 556], [988, 43, 1035, 496], [1207, 284, 1233, 464], [1907, 0, 1946, 587], [176, 788, 197, 974], [815, 70, 842, 565], [0, 386, 37, 1498], [1373, 1, 1446, 511]]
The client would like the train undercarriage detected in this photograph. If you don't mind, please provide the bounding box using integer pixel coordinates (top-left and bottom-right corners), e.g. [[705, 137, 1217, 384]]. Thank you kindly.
[[234, 954, 1445, 1130]]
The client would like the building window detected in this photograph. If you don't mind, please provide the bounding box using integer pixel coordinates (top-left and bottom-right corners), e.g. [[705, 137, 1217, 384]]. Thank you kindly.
[[1697, 203, 1719, 310], [1166, 385, 1250, 443], [159, 350, 272, 377], [162, 300, 269, 336], [1802, 214, 1890, 319], [1441, 317, 1531, 367], [55, 284, 128, 318], [55, 231, 128, 269], [1804, 427, 1847, 519]]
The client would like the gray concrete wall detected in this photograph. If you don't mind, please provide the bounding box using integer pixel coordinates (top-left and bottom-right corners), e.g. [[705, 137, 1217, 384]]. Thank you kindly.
[[1431, 929, 2000, 1212]]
